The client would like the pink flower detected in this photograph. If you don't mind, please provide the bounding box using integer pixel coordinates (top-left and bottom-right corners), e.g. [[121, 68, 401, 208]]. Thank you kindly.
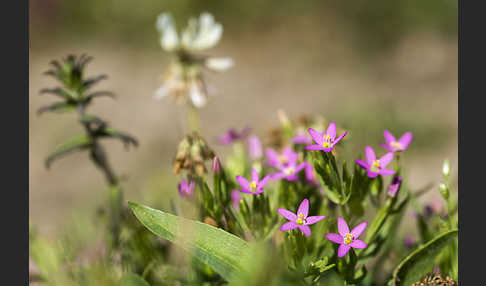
[[265, 146, 298, 169], [305, 122, 347, 152], [236, 168, 271, 194], [278, 199, 326, 237], [325, 217, 367, 258], [355, 146, 395, 178], [380, 130, 413, 153]]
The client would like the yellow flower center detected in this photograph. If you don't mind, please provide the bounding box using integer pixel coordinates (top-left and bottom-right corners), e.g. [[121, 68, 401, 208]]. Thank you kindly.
[[391, 141, 403, 150], [322, 134, 332, 148], [371, 160, 381, 172], [344, 233, 354, 245], [296, 213, 305, 225], [278, 155, 288, 164], [250, 181, 257, 191]]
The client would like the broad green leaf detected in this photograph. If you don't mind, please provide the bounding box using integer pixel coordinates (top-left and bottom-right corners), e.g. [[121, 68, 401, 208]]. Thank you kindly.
[[119, 273, 150, 286], [129, 201, 250, 282], [388, 229, 458, 286], [45, 134, 91, 168]]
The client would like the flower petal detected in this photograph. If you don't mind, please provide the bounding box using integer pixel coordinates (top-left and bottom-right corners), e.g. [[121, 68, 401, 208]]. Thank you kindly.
[[350, 222, 367, 238], [295, 162, 307, 173], [306, 145, 324, 151], [384, 130, 396, 145], [337, 217, 350, 236], [236, 176, 250, 190], [265, 148, 281, 168], [365, 146, 376, 165], [153, 85, 170, 99], [282, 147, 298, 163], [251, 168, 259, 183], [258, 175, 271, 189], [323, 147, 334, 152], [367, 170, 379, 178], [326, 122, 337, 141], [379, 152, 394, 168], [271, 172, 286, 180], [280, 221, 298, 231], [297, 199, 309, 217], [355, 159, 369, 170], [379, 143, 392, 152], [308, 128, 324, 145], [332, 131, 347, 147], [306, 216, 326, 225], [399, 132, 413, 150], [379, 169, 396, 176], [350, 239, 367, 249], [337, 244, 351, 258], [325, 233, 343, 244], [298, 225, 311, 237], [278, 208, 297, 221]]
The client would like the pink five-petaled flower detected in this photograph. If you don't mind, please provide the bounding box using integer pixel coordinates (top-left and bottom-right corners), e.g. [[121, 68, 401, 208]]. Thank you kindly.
[[355, 146, 395, 178], [271, 160, 307, 181], [236, 168, 270, 194], [278, 199, 326, 237], [379, 130, 413, 153], [326, 217, 367, 258], [265, 146, 299, 169], [305, 122, 347, 152]]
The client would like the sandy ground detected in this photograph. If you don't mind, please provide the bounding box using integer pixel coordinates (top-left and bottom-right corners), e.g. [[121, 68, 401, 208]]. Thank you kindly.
[[29, 29, 457, 235]]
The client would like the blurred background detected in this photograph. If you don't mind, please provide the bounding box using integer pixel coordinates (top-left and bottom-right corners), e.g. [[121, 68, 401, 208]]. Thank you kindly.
[[29, 0, 457, 236]]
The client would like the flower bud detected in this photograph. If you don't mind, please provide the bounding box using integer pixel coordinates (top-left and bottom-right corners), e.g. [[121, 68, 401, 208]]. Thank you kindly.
[[231, 190, 241, 210], [388, 176, 403, 198], [439, 182, 449, 200], [212, 156, 221, 174], [442, 159, 450, 177], [178, 179, 195, 198]]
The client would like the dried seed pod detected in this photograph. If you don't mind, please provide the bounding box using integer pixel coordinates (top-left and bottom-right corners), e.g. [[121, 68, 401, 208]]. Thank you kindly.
[[173, 132, 215, 177], [411, 273, 458, 286]]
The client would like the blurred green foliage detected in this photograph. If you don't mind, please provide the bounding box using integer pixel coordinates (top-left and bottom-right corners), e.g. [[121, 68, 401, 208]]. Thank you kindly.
[[31, 0, 457, 54]]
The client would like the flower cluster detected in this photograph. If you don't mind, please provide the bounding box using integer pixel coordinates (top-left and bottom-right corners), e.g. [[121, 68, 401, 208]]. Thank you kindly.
[[154, 12, 233, 108]]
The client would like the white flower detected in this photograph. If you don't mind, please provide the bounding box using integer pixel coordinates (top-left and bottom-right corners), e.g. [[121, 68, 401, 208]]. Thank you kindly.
[[205, 57, 234, 71], [156, 13, 179, 52], [182, 12, 223, 51]]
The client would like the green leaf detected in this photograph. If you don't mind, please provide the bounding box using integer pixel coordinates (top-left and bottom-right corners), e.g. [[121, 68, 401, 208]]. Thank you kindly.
[[119, 273, 151, 286], [37, 102, 77, 115], [128, 201, 250, 282], [45, 134, 91, 168], [388, 229, 458, 286]]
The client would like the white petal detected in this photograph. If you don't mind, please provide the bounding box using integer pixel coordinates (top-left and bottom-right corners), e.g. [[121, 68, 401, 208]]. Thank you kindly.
[[183, 12, 223, 51], [205, 57, 233, 71], [155, 13, 179, 51], [188, 82, 207, 108], [153, 85, 170, 99]]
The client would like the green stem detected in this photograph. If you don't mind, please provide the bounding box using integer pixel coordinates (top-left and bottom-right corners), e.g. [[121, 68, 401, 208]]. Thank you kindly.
[[188, 105, 200, 133]]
